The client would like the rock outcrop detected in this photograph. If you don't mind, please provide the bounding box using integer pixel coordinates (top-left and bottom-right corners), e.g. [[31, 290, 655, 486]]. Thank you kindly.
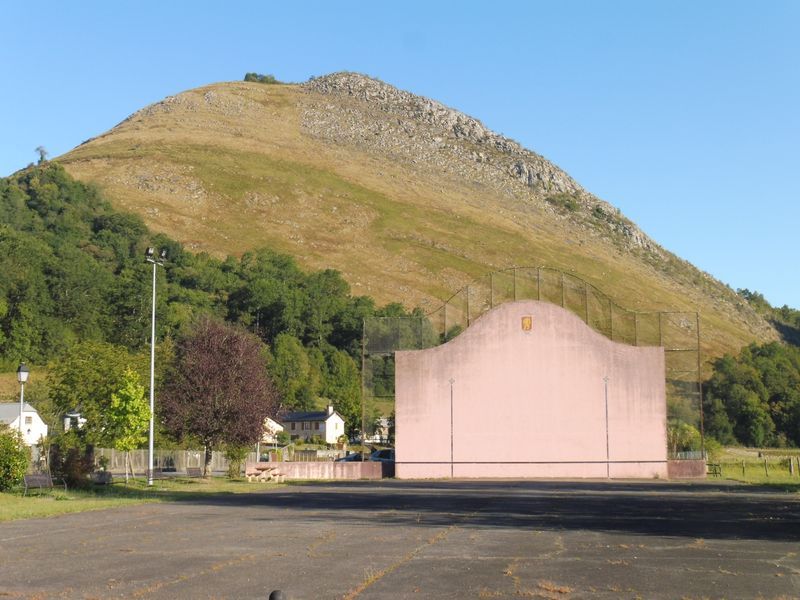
[[302, 72, 659, 254]]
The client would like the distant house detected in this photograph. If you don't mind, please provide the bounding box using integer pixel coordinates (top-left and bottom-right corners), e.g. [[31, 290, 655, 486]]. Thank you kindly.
[[0, 402, 48, 446], [364, 417, 391, 444], [261, 416, 285, 444], [280, 405, 345, 444]]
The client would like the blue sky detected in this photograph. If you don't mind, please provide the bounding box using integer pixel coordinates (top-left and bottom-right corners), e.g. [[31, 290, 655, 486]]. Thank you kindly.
[[2, 1, 798, 308]]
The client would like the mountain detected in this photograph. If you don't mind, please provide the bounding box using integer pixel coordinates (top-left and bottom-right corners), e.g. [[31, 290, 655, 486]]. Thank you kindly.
[[58, 72, 776, 361]]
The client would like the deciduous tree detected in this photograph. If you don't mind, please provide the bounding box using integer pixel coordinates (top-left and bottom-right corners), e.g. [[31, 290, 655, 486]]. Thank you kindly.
[[161, 317, 280, 474], [48, 341, 142, 445], [323, 349, 362, 437], [107, 368, 150, 482], [269, 333, 316, 411]]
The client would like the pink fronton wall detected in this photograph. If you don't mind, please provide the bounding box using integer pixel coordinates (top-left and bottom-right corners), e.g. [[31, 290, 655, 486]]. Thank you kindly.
[[395, 301, 667, 479]]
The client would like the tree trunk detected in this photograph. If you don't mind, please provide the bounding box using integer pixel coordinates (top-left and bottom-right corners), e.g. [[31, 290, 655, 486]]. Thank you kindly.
[[204, 445, 212, 477], [124, 451, 129, 484]]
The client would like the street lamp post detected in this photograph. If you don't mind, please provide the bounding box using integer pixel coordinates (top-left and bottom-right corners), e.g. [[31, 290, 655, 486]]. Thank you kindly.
[[17, 363, 29, 442], [145, 247, 167, 486]]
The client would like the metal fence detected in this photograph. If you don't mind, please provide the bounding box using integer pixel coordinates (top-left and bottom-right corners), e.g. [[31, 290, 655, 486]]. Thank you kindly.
[[362, 265, 702, 446], [94, 447, 348, 474], [95, 448, 220, 474]]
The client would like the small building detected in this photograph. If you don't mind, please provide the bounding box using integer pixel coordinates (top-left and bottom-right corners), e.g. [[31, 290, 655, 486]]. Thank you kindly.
[[280, 405, 345, 444], [261, 416, 285, 444], [364, 417, 391, 444], [0, 402, 48, 446]]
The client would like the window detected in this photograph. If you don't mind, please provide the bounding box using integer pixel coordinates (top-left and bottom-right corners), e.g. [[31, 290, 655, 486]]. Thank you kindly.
[[291, 423, 296, 430], [303, 422, 311, 430], [314, 422, 320, 430], [25, 416, 32, 425]]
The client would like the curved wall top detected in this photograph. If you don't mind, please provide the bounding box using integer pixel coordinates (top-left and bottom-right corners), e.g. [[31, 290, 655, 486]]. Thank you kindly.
[[395, 300, 667, 479]]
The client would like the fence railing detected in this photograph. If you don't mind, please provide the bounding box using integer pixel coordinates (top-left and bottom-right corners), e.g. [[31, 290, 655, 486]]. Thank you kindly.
[[94, 447, 348, 474], [95, 448, 214, 474], [363, 265, 702, 434]]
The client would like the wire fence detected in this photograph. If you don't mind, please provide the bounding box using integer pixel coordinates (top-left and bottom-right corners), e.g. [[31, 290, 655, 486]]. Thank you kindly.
[[362, 265, 702, 443]]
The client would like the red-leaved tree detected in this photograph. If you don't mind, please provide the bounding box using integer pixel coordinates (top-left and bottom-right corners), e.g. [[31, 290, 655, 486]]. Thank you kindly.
[[161, 317, 280, 474]]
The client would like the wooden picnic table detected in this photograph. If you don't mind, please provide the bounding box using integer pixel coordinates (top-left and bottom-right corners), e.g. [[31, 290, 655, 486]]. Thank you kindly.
[[245, 463, 284, 482]]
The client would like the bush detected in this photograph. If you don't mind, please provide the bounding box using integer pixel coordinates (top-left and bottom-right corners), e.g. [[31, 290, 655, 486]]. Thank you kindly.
[[703, 437, 722, 462], [49, 433, 94, 488], [545, 193, 579, 213], [224, 444, 250, 478], [244, 72, 281, 84], [276, 431, 290, 445], [0, 426, 30, 491]]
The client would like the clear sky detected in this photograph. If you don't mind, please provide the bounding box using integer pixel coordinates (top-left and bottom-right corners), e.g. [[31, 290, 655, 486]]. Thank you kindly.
[[2, 1, 798, 308]]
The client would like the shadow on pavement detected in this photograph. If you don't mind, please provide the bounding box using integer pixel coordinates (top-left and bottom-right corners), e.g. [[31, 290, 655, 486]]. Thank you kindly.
[[173, 479, 800, 542]]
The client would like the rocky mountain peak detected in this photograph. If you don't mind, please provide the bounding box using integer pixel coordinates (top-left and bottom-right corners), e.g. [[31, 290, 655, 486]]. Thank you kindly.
[[304, 72, 584, 195], [303, 72, 660, 254]]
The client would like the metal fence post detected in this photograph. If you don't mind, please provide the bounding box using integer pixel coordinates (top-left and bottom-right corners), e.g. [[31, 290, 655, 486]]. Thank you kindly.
[[466, 286, 471, 327], [583, 281, 589, 324], [513, 267, 517, 301]]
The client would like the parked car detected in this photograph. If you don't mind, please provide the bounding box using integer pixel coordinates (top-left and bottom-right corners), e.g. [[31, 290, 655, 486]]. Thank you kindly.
[[335, 452, 364, 462], [369, 448, 395, 463]]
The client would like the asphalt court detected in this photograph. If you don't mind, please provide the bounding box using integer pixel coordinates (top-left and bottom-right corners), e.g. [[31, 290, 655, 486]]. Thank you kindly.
[[1, 480, 798, 599]]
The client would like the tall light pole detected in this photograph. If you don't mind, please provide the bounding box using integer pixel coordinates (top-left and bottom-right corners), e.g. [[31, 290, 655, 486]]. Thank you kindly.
[[145, 247, 167, 486], [17, 363, 29, 443]]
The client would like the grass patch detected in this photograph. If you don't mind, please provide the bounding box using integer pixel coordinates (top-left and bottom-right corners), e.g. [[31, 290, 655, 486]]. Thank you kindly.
[[714, 462, 800, 490], [712, 448, 800, 491], [0, 476, 281, 522]]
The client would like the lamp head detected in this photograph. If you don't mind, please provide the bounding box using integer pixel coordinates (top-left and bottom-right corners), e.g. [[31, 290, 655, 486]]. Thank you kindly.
[[159, 248, 168, 261], [145, 247, 155, 259], [17, 363, 29, 384]]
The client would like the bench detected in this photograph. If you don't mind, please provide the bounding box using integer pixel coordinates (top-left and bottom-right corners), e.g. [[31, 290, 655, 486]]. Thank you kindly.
[[23, 473, 67, 496], [707, 463, 722, 477], [185, 467, 203, 478]]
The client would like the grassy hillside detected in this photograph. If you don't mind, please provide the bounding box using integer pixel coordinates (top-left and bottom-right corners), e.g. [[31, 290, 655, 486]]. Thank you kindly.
[[59, 74, 776, 364]]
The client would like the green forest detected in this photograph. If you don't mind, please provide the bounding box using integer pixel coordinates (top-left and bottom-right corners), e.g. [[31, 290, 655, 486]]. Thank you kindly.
[[700, 291, 800, 448], [704, 341, 800, 447], [0, 163, 423, 441]]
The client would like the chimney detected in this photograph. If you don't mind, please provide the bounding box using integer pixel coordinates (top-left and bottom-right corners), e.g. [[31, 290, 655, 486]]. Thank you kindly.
[[327, 405, 334, 415]]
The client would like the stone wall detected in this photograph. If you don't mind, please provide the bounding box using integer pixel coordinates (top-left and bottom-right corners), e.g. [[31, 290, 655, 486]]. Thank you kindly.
[[667, 459, 707, 479], [248, 461, 384, 480]]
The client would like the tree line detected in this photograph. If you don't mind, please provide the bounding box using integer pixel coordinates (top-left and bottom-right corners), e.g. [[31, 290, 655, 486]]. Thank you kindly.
[[699, 289, 800, 449], [704, 341, 800, 448], [0, 163, 420, 477]]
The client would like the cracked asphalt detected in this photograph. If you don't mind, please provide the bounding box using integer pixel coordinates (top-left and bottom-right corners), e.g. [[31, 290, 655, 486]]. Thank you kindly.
[[1, 480, 798, 599]]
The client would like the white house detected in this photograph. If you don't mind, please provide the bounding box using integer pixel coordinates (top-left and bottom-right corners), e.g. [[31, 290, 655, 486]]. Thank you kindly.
[[0, 402, 48, 446], [261, 416, 285, 444], [280, 405, 345, 444]]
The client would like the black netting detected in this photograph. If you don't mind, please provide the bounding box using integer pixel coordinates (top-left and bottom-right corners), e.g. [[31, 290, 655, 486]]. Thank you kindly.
[[362, 267, 701, 442]]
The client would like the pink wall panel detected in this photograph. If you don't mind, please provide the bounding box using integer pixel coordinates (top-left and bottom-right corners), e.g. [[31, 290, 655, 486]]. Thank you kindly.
[[395, 301, 667, 479]]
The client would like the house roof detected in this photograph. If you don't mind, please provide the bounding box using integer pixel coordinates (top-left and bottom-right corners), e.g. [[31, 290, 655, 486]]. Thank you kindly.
[[281, 409, 343, 423], [0, 403, 37, 424]]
